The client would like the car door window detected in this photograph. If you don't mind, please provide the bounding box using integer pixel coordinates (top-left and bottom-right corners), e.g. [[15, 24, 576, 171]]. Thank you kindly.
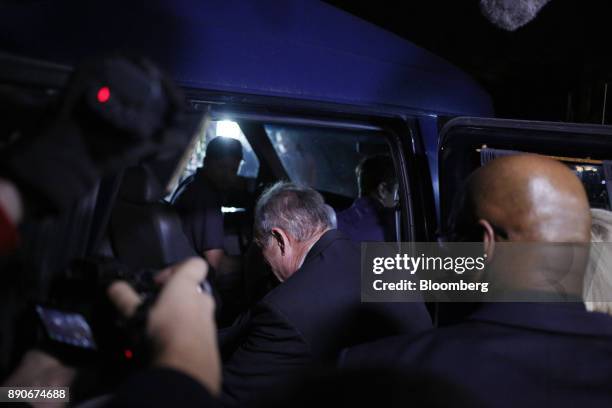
[[264, 123, 389, 198]]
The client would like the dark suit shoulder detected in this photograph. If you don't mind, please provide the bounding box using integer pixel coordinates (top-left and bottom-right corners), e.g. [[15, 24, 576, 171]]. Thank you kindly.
[[263, 230, 431, 357], [343, 305, 612, 408], [264, 239, 359, 307], [340, 318, 520, 370], [260, 232, 361, 352], [339, 325, 444, 368]]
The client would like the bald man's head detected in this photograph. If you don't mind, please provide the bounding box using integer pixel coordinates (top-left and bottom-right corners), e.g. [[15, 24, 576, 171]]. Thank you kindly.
[[451, 154, 591, 243]]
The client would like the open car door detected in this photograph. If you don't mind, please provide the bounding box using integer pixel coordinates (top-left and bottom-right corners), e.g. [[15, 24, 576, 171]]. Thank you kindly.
[[437, 117, 612, 236]]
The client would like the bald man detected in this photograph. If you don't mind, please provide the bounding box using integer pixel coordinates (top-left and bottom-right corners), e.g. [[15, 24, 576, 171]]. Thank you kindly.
[[340, 155, 612, 407], [449, 154, 592, 299]]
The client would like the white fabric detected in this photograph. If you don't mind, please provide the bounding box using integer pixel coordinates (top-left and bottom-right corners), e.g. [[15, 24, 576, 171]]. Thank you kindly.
[[480, 0, 553, 31], [584, 209, 612, 314]]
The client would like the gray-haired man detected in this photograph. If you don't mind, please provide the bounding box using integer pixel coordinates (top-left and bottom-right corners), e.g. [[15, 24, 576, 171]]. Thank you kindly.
[[220, 182, 432, 406]]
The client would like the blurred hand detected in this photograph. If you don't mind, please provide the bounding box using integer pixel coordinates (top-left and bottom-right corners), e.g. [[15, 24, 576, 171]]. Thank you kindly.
[[3, 349, 75, 408], [107, 258, 220, 395], [0, 178, 23, 224]]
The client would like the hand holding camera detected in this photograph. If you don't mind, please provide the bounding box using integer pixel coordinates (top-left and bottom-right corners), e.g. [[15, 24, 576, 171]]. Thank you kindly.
[[107, 258, 221, 395]]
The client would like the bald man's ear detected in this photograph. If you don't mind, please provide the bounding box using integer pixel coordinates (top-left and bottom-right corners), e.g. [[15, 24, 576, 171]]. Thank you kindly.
[[478, 219, 496, 262]]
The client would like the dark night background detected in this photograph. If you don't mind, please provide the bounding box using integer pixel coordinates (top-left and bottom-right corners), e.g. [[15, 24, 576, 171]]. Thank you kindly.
[[326, 0, 612, 123]]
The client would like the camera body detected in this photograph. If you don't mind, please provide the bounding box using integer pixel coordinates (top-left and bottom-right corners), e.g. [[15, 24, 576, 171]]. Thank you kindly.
[[35, 257, 158, 369]]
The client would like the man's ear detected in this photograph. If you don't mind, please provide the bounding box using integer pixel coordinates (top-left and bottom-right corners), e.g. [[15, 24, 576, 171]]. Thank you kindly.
[[271, 228, 286, 256], [478, 219, 496, 262]]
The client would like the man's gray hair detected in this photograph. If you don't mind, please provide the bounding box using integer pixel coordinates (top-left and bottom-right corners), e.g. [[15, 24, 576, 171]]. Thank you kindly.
[[254, 181, 335, 246], [324, 204, 337, 229]]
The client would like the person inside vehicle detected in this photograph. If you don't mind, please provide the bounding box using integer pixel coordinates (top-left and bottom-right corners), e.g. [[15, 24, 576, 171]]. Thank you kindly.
[[220, 181, 431, 406], [337, 155, 398, 242], [171, 137, 243, 279], [341, 154, 612, 406]]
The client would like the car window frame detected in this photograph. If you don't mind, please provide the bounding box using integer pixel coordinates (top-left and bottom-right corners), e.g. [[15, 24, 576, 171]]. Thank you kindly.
[[186, 96, 428, 243]]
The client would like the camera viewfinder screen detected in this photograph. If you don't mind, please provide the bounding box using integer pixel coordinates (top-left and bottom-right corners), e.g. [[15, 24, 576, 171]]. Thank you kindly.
[[36, 306, 97, 350]]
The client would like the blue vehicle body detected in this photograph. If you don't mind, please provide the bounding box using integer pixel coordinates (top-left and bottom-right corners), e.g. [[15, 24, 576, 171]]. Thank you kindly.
[[0, 0, 494, 234]]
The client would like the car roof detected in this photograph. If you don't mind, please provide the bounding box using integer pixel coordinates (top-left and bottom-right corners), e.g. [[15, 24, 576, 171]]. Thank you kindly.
[[0, 0, 492, 117]]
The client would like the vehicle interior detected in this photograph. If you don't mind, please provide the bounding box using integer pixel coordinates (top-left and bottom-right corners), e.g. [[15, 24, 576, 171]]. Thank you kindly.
[[6, 1, 612, 406], [4, 51, 612, 407], [0, 53, 425, 345], [5, 56, 612, 336], [437, 118, 612, 239]]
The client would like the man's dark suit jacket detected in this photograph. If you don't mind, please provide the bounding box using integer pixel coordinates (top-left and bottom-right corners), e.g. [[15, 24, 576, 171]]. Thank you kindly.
[[341, 302, 612, 407], [220, 229, 432, 406]]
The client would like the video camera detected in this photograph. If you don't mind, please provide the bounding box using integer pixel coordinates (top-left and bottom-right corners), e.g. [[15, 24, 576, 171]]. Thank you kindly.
[[0, 53, 205, 216], [32, 258, 158, 371], [33, 257, 212, 373]]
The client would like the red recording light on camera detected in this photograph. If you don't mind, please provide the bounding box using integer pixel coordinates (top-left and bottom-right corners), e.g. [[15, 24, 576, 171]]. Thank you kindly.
[[97, 86, 111, 103], [124, 349, 133, 359]]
